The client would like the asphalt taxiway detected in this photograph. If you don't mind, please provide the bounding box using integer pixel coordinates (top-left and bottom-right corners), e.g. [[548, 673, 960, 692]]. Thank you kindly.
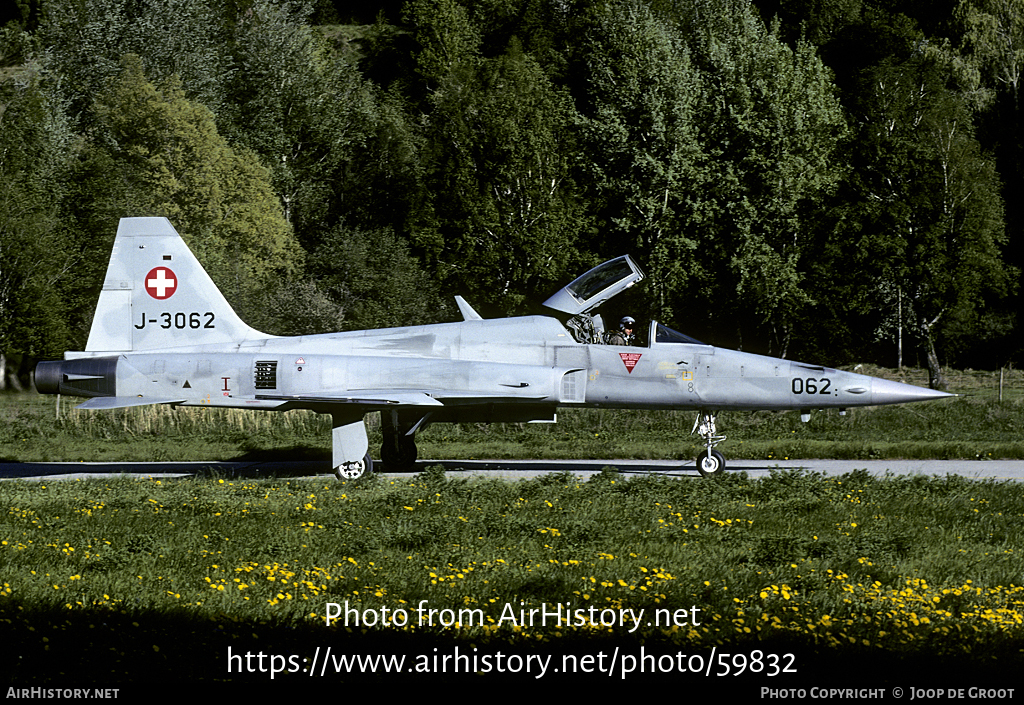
[[2, 458, 1023, 482]]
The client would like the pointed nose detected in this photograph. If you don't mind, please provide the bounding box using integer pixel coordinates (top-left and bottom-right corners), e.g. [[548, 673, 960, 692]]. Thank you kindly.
[[870, 377, 954, 406]]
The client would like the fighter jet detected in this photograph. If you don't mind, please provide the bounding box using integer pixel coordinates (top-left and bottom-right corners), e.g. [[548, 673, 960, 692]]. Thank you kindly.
[[35, 217, 952, 479]]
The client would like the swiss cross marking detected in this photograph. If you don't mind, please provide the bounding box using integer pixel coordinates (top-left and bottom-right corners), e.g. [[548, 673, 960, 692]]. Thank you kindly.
[[145, 267, 177, 299], [619, 352, 642, 373]]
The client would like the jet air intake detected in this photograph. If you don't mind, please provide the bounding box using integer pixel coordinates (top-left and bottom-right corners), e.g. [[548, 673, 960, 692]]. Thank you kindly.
[[35, 357, 119, 398]]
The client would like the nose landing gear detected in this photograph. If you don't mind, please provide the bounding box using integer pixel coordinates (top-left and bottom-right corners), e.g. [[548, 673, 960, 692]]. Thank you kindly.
[[693, 411, 727, 477]]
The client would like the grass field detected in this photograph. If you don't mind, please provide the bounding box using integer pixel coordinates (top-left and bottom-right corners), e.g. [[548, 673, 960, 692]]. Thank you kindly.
[[2, 368, 1023, 688], [2, 467, 1024, 687]]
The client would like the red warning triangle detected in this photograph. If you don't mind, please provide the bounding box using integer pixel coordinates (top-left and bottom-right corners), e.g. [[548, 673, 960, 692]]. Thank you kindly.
[[619, 352, 642, 373]]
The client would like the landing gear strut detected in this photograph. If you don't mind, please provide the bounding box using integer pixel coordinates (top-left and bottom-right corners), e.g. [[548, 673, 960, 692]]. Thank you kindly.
[[692, 411, 727, 477], [380, 410, 422, 471]]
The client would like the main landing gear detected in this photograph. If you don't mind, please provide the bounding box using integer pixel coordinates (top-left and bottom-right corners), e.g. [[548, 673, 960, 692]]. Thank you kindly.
[[330, 411, 425, 481], [334, 453, 373, 481], [331, 414, 374, 482], [692, 411, 727, 477], [380, 410, 421, 471]]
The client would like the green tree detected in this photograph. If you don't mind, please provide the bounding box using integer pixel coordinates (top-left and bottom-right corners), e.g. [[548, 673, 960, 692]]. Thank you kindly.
[[404, 0, 482, 89], [79, 54, 302, 325], [0, 63, 76, 365], [958, 0, 1024, 110], [225, 0, 426, 259], [762, 0, 864, 48], [840, 56, 1010, 386], [39, 0, 231, 119], [679, 0, 847, 355], [574, 0, 704, 323], [956, 0, 1024, 361], [415, 36, 585, 312], [309, 225, 446, 330], [225, 0, 347, 232]]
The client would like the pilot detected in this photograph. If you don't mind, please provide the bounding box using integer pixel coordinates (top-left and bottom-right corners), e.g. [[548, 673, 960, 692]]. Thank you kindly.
[[606, 316, 636, 346]]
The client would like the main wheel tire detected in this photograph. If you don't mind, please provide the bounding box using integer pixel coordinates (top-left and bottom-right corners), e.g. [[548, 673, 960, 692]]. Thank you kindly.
[[696, 449, 726, 477], [334, 453, 374, 481]]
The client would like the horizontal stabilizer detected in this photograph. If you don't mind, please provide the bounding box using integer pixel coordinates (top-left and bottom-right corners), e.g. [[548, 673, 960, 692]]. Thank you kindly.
[[75, 396, 186, 410]]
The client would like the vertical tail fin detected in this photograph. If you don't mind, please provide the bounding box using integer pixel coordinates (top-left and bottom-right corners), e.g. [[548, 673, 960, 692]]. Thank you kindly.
[[85, 217, 269, 352]]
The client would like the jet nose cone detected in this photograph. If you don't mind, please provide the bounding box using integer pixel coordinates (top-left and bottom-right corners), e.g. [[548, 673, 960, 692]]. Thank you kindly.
[[871, 377, 955, 406]]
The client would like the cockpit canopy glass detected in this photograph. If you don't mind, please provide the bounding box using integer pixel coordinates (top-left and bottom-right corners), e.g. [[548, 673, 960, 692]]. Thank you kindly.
[[567, 257, 638, 302]]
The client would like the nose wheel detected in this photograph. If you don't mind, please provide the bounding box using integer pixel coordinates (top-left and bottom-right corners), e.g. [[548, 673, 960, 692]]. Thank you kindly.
[[697, 448, 726, 477], [692, 411, 727, 477]]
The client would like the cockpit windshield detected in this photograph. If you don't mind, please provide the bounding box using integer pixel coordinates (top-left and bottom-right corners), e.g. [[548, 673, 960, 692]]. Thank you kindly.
[[654, 323, 704, 345]]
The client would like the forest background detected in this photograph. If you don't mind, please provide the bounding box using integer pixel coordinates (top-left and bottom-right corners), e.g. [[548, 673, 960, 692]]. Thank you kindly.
[[1, 0, 1021, 392]]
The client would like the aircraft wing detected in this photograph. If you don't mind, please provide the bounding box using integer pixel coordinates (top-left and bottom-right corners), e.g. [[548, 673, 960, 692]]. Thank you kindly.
[[256, 391, 445, 408], [75, 396, 187, 410], [256, 388, 550, 409], [419, 390, 550, 404]]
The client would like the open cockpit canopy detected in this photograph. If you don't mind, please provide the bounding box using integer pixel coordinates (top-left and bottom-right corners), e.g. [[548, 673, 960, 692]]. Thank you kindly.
[[542, 255, 645, 316], [544, 256, 705, 346]]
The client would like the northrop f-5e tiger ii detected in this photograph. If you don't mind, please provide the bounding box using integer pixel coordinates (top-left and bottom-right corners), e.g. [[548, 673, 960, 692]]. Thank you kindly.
[[36, 217, 952, 479]]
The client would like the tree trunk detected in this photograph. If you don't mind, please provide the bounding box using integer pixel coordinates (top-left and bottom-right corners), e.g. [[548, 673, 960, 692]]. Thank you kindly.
[[925, 335, 947, 390], [0, 354, 25, 391], [919, 311, 947, 390]]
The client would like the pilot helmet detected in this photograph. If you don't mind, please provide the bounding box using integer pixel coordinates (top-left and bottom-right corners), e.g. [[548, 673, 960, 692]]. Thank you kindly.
[[620, 316, 635, 330]]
